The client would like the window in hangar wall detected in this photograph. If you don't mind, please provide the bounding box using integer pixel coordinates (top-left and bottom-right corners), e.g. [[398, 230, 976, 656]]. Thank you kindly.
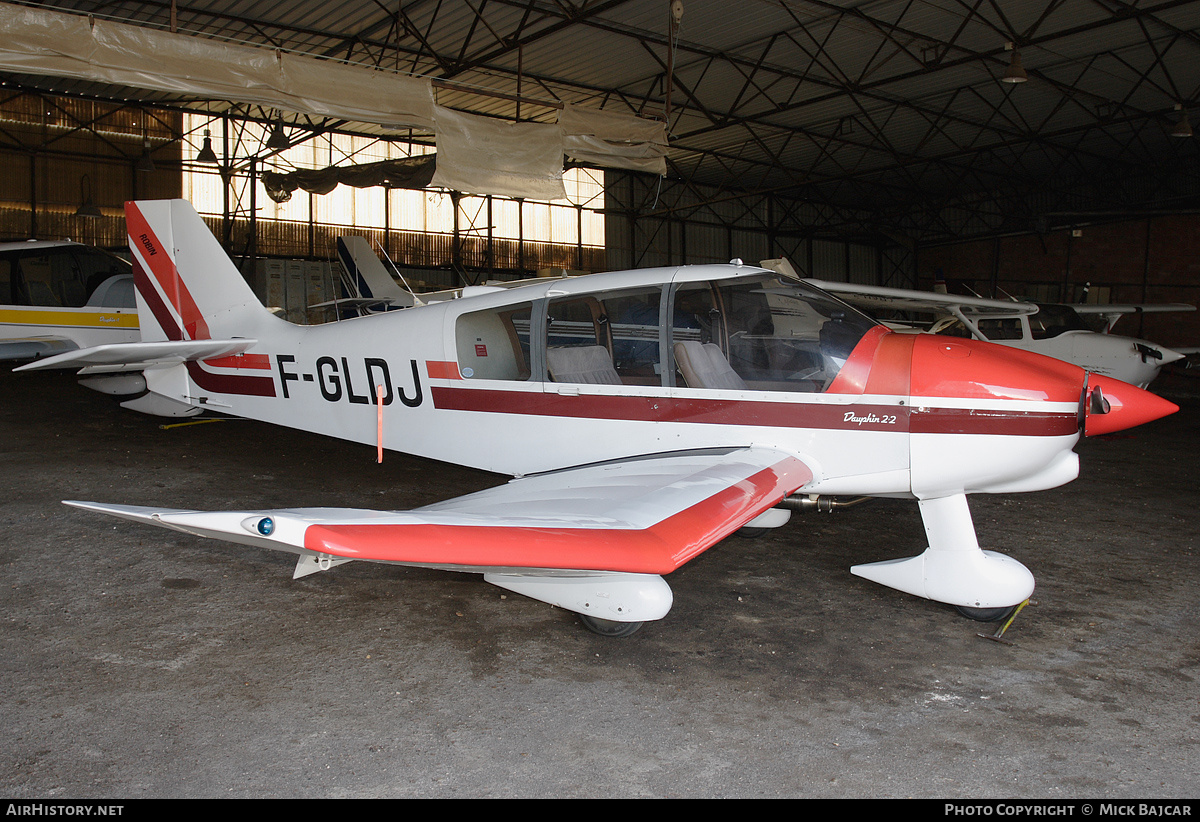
[[179, 113, 606, 276]]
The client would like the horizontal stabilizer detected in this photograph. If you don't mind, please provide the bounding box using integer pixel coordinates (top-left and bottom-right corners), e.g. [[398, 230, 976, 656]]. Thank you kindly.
[[15, 339, 258, 372]]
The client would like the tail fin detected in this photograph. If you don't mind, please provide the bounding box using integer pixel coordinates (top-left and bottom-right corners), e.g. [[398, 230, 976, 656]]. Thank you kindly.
[[127, 199, 272, 342], [336, 236, 414, 307], [123, 200, 280, 414]]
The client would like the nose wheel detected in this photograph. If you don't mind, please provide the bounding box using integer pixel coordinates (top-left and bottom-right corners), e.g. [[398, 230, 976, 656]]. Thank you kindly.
[[955, 604, 1017, 622], [969, 599, 1032, 645]]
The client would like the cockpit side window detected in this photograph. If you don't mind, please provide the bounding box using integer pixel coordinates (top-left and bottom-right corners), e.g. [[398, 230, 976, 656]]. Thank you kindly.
[[671, 275, 876, 393], [545, 286, 665, 385], [455, 302, 534, 381], [1029, 304, 1089, 339], [15, 249, 89, 307], [74, 248, 131, 300], [974, 317, 1024, 340]]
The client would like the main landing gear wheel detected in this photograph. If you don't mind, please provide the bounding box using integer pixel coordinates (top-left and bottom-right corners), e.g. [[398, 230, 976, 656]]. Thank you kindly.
[[955, 604, 1018, 623], [579, 615, 645, 637]]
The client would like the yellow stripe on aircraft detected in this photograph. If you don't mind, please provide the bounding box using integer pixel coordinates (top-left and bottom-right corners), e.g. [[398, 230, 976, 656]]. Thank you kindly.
[[0, 308, 139, 329]]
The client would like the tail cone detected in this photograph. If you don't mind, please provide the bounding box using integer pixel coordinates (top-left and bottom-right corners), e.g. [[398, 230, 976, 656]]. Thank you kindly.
[[1084, 374, 1178, 436]]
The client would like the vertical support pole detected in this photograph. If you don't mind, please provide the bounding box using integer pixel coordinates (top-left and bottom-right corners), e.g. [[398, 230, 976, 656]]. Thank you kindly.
[[376, 383, 384, 463], [221, 112, 231, 251], [1140, 217, 1152, 338]]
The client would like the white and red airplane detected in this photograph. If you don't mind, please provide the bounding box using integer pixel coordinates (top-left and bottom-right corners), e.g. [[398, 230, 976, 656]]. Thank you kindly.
[[19, 200, 1179, 636]]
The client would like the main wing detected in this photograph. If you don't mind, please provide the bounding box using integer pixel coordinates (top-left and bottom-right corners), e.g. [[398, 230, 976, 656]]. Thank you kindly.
[[66, 447, 813, 626], [1072, 303, 1197, 332], [802, 278, 1039, 318]]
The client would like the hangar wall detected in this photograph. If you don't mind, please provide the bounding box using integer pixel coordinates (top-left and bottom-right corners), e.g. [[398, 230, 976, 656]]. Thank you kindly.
[[604, 170, 916, 288], [0, 92, 181, 248], [917, 217, 1200, 348]]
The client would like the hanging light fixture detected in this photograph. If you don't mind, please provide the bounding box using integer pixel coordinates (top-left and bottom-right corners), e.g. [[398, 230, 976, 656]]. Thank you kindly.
[[1002, 44, 1028, 84], [196, 129, 218, 162], [136, 137, 155, 172], [266, 118, 289, 151], [74, 174, 102, 219], [1171, 104, 1193, 138]]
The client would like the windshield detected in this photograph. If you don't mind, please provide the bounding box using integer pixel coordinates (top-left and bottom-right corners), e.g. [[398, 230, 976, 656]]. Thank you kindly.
[[672, 275, 878, 392], [1029, 304, 1091, 339]]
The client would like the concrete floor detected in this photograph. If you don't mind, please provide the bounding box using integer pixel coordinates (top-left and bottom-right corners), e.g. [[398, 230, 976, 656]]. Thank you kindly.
[[2, 366, 1198, 799]]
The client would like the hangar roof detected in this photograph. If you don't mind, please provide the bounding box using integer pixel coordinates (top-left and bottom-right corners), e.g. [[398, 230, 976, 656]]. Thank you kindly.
[[5, 0, 1200, 244]]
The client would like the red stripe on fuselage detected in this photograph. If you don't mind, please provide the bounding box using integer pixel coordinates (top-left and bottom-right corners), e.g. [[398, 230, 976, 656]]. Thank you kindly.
[[430, 385, 1075, 436], [185, 361, 278, 397], [909, 408, 1078, 437], [432, 386, 906, 431], [303, 457, 813, 574]]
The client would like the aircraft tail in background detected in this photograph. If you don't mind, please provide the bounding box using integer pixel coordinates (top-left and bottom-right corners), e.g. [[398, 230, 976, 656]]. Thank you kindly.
[[336, 236, 414, 309]]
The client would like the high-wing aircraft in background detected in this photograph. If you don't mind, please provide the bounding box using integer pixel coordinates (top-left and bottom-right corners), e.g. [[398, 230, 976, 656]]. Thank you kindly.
[[18, 200, 1179, 636], [768, 260, 1195, 390]]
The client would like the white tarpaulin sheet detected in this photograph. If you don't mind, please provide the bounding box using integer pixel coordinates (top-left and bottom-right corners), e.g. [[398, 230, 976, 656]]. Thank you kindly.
[[0, 4, 670, 198], [558, 104, 668, 175], [0, 3, 435, 131], [430, 104, 567, 201]]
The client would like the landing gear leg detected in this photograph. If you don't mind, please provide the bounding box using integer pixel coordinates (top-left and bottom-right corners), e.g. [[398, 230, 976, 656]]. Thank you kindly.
[[851, 493, 1035, 612]]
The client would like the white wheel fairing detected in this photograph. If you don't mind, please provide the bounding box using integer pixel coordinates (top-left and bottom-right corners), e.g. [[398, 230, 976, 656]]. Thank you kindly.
[[851, 494, 1035, 609], [484, 572, 673, 623]]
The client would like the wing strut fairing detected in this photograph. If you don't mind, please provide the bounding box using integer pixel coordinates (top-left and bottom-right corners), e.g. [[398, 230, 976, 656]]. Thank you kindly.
[[67, 447, 814, 627]]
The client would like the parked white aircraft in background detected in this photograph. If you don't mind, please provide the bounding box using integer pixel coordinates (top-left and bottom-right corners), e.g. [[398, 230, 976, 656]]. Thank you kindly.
[[0, 239, 148, 399], [18, 201, 1179, 636], [0, 239, 139, 358], [766, 260, 1195, 390]]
